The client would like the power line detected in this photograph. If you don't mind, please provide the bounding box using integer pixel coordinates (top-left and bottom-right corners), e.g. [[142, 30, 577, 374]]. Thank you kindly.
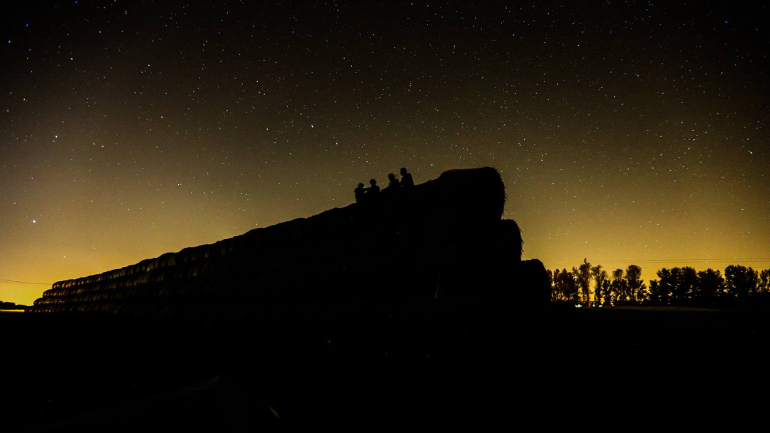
[[0, 279, 52, 285]]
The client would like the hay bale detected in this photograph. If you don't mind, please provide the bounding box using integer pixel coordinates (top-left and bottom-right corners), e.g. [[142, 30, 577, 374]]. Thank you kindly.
[[31, 167, 550, 319]]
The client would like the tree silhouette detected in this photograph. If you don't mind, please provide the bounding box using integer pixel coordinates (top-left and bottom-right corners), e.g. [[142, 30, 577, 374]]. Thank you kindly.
[[656, 268, 674, 305], [601, 280, 611, 305], [566, 268, 579, 302], [647, 279, 660, 304], [624, 265, 645, 304], [664, 267, 686, 305], [759, 269, 770, 294], [590, 264, 608, 305], [549, 268, 559, 301], [610, 268, 625, 303], [548, 263, 770, 307], [550, 268, 572, 301], [696, 268, 724, 305], [677, 267, 697, 304], [559, 268, 569, 301], [725, 265, 759, 302], [551, 268, 579, 302], [577, 259, 591, 304]]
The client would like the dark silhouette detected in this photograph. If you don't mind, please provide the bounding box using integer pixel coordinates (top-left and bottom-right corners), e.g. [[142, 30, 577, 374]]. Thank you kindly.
[[590, 264, 608, 305], [354, 183, 365, 203], [30, 167, 527, 316], [725, 265, 759, 302], [625, 264, 646, 303], [400, 167, 414, 187], [551, 268, 579, 302], [0, 301, 27, 310], [760, 269, 770, 293], [696, 268, 725, 305], [577, 258, 590, 304], [19, 167, 770, 428], [656, 267, 675, 305], [24, 167, 565, 427], [678, 267, 698, 303], [548, 261, 770, 307], [647, 279, 661, 303], [610, 268, 626, 303], [364, 178, 380, 199], [382, 173, 400, 194]]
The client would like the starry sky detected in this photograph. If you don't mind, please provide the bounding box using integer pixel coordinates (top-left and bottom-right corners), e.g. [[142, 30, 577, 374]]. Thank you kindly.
[[1, 1, 768, 305]]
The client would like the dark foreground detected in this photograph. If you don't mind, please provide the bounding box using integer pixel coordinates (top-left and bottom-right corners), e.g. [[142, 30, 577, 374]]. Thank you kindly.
[[2, 302, 769, 431]]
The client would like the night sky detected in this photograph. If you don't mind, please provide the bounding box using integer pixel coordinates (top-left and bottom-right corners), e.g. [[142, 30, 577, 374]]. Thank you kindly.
[[1, 1, 768, 306]]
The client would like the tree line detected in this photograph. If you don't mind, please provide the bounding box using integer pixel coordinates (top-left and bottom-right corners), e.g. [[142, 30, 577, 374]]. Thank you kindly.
[[547, 261, 770, 306], [0, 301, 28, 310]]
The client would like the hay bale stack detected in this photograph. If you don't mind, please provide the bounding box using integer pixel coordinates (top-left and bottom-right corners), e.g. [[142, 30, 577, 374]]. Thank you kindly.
[[30, 167, 541, 318]]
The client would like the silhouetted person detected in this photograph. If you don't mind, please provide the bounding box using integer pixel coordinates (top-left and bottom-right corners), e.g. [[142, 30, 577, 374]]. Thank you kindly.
[[383, 173, 400, 195], [400, 167, 414, 188], [365, 179, 379, 200], [354, 183, 366, 203]]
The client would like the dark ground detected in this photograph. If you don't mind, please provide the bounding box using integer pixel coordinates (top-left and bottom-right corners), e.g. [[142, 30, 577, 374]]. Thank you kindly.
[[2, 302, 769, 431]]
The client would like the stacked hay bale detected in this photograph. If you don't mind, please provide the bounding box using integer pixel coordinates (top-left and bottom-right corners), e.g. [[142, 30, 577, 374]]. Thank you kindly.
[[30, 167, 547, 319]]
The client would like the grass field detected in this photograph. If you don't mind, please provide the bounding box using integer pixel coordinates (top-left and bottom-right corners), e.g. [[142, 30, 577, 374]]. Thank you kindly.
[[2, 303, 768, 430]]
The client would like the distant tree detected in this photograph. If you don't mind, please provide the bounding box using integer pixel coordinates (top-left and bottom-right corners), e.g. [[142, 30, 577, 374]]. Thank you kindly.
[[676, 267, 697, 305], [0, 301, 27, 310], [625, 265, 644, 304], [591, 264, 608, 305], [696, 268, 724, 305], [759, 269, 770, 294], [610, 268, 626, 303], [638, 282, 648, 304], [551, 269, 563, 301], [647, 280, 660, 304], [571, 267, 584, 303], [560, 268, 574, 302], [667, 267, 686, 305], [724, 265, 759, 302], [566, 269, 579, 302], [656, 268, 674, 305], [601, 280, 611, 304], [560, 268, 579, 302], [577, 259, 591, 304], [552, 268, 578, 302]]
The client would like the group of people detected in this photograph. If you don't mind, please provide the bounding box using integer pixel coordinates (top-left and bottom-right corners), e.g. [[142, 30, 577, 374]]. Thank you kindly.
[[355, 167, 414, 204]]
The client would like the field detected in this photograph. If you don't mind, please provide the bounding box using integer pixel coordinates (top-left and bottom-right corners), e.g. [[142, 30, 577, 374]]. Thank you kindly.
[[2, 303, 768, 430]]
